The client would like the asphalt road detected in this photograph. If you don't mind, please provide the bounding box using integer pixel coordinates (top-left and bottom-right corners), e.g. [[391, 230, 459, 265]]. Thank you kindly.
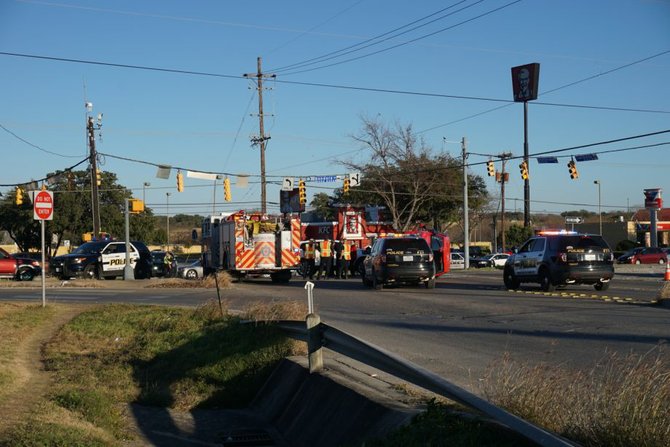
[[1, 266, 668, 393]]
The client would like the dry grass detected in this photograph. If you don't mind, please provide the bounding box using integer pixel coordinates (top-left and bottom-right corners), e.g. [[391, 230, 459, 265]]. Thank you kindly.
[[145, 271, 232, 289], [242, 300, 307, 322], [481, 349, 670, 447], [657, 281, 670, 301]]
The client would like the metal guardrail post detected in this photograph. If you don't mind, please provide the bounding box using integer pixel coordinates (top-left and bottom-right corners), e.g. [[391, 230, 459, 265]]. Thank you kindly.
[[306, 314, 323, 373]]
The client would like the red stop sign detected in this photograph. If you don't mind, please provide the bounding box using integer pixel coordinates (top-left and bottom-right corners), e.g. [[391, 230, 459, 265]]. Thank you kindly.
[[34, 190, 54, 220]]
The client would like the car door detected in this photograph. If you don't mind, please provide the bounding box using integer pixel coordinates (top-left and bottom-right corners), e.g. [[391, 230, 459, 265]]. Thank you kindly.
[[101, 243, 138, 275], [513, 238, 545, 277], [450, 252, 465, 269], [0, 249, 16, 275]]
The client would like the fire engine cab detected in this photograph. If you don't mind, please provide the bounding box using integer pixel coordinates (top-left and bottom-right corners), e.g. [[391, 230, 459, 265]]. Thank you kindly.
[[201, 211, 301, 282]]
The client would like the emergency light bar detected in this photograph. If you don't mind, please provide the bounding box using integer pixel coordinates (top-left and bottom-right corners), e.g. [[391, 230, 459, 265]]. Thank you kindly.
[[536, 230, 578, 236]]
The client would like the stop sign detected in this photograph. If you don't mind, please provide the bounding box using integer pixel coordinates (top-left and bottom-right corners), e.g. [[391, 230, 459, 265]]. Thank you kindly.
[[33, 190, 54, 220]]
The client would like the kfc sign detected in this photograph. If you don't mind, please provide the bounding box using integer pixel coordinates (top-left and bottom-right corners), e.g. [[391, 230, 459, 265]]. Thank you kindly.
[[511, 63, 540, 102], [643, 188, 663, 209]]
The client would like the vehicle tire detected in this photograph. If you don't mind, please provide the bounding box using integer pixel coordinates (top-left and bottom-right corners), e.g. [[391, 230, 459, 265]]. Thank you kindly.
[[635, 259, 641, 265], [83, 264, 98, 280], [104, 276, 116, 280], [356, 260, 365, 278], [594, 281, 610, 291], [503, 267, 520, 290], [270, 270, 292, 283], [361, 271, 372, 287], [17, 268, 35, 281], [425, 277, 435, 289], [372, 271, 383, 290], [659, 258, 665, 265], [185, 269, 198, 279], [539, 268, 556, 292]]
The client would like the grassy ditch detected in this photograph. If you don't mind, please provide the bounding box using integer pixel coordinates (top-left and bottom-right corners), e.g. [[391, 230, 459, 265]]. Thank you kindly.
[[1, 299, 304, 446]]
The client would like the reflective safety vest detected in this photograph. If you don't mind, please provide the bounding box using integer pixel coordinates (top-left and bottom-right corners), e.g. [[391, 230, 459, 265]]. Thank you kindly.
[[342, 243, 351, 260], [320, 240, 331, 257], [305, 244, 315, 259]]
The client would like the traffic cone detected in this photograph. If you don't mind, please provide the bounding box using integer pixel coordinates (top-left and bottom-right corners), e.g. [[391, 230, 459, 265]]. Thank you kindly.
[[665, 262, 670, 281]]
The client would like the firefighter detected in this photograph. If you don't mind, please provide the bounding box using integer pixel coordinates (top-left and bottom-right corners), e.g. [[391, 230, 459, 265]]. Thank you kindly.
[[317, 238, 333, 280], [303, 239, 316, 280], [338, 240, 353, 279]]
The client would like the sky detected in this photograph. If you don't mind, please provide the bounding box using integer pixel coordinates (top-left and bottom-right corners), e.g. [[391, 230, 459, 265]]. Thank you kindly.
[[1, 0, 669, 221]]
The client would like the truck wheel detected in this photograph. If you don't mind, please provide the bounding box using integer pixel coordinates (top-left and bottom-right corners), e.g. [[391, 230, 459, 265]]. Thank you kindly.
[[270, 270, 292, 283], [372, 271, 383, 290], [594, 281, 610, 291], [83, 264, 98, 280], [503, 267, 520, 290], [425, 277, 435, 289]]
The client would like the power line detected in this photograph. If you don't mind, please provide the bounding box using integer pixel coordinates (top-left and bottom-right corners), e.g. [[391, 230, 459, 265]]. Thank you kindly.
[[270, 0, 480, 73], [3, 51, 669, 115], [0, 123, 81, 158]]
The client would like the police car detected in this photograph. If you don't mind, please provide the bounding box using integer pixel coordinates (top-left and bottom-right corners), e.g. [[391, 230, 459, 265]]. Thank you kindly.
[[50, 240, 153, 280]]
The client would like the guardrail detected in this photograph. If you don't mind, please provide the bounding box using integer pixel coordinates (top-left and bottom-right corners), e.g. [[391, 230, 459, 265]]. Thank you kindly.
[[273, 316, 576, 447]]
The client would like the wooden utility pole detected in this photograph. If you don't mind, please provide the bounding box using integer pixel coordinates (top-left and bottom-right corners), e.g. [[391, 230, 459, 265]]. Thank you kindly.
[[244, 57, 275, 214], [87, 116, 101, 235]]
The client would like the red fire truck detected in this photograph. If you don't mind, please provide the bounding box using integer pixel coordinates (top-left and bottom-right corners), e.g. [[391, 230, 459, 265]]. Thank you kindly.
[[300, 205, 451, 277], [201, 210, 302, 282]]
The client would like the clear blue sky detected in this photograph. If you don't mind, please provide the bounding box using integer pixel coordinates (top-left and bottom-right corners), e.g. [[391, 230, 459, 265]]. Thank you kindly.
[[2, 0, 669, 220]]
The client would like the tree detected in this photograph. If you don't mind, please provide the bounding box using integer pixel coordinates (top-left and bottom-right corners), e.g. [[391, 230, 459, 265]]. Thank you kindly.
[[339, 116, 489, 232], [310, 192, 336, 221], [0, 192, 40, 252], [505, 224, 534, 249]]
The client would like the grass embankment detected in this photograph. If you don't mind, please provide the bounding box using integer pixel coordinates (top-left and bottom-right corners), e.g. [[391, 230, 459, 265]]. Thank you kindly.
[[0, 299, 305, 446]]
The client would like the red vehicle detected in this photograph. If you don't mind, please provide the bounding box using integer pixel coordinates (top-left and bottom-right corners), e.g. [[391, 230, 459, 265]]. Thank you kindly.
[[301, 205, 451, 277], [0, 247, 42, 281], [629, 247, 667, 264]]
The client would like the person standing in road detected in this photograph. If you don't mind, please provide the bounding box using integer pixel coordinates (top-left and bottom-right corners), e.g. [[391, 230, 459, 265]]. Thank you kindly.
[[317, 238, 333, 280], [338, 240, 353, 279], [303, 239, 316, 280]]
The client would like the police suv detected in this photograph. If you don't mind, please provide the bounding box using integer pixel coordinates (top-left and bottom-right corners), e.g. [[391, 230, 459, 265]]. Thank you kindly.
[[50, 240, 152, 280], [503, 231, 614, 292]]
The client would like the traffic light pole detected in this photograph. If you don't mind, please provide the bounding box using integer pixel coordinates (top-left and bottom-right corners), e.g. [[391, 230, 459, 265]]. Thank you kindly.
[[523, 101, 530, 228]]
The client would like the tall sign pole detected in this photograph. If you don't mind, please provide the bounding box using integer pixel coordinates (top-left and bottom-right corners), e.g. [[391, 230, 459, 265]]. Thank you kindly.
[[462, 138, 469, 268], [511, 63, 540, 228], [34, 189, 54, 308], [643, 188, 662, 247]]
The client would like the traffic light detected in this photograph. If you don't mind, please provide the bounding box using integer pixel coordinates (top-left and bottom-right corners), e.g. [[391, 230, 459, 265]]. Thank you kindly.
[[96, 168, 102, 186], [129, 199, 145, 213], [298, 179, 306, 204], [487, 160, 495, 177], [343, 177, 350, 194], [176, 170, 184, 192], [15, 186, 23, 206], [519, 161, 529, 180], [567, 160, 579, 179], [223, 177, 231, 201]]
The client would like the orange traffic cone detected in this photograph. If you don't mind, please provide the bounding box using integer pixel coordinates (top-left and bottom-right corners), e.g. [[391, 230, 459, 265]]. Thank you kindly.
[[665, 262, 670, 281]]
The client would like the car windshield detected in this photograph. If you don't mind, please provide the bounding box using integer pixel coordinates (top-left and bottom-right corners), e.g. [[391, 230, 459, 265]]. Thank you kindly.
[[71, 242, 104, 255]]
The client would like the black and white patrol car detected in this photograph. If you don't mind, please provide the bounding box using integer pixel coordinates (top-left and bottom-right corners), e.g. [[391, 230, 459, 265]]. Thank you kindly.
[[503, 231, 614, 292], [50, 240, 153, 280]]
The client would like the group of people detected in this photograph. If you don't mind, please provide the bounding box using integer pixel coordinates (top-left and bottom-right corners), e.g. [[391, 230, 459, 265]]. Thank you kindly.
[[300, 238, 355, 280]]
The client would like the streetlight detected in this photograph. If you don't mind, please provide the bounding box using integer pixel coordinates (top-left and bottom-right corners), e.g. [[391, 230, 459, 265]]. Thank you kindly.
[[166, 192, 171, 251], [143, 182, 150, 206], [594, 180, 602, 235]]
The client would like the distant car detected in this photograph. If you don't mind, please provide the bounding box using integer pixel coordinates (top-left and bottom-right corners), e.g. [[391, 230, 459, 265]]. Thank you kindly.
[[617, 247, 645, 264], [50, 240, 152, 280], [177, 260, 204, 279], [472, 253, 510, 268], [627, 247, 667, 264], [0, 247, 42, 281], [362, 236, 435, 289], [450, 252, 465, 270]]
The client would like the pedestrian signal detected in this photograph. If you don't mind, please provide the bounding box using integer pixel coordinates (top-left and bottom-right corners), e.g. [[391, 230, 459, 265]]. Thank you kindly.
[[224, 178, 231, 201], [487, 160, 495, 177], [567, 160, 579, 179], [176, 171, 184, 192]]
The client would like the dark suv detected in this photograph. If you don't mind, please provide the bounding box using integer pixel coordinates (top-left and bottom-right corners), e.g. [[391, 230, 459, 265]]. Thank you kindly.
[[362, 236, 436, 289], [503, 231, 614, 292], [50, 240, 152, 280]]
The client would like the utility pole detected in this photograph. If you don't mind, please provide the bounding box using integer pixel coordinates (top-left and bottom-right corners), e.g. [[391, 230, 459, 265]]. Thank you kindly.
[[87, 114, 102, 236], [462, 137, 469, 268], [244, 57, 275, 214]]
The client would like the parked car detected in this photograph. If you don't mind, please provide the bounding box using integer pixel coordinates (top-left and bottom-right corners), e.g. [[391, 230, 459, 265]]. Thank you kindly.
[[503, 231, 614, 292], [50, 240, 152, 280], [450, 252, 465, 270], [177, 260, 204, 279], [625, 247, 667, 264], [0, 247, 42, 281], [362, 235, 435, 289], [472, 253, 510, 268], [617, 247, 645, 264], [151, 250, 178, 278]]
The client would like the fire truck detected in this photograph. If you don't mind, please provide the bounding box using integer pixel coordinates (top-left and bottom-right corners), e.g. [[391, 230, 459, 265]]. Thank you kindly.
[[201, 210, 301, 282], [300, 205, 451, 277]]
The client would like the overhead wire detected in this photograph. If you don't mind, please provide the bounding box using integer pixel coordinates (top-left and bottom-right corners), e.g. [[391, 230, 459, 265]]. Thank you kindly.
[[0, 123, 82, 158]]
